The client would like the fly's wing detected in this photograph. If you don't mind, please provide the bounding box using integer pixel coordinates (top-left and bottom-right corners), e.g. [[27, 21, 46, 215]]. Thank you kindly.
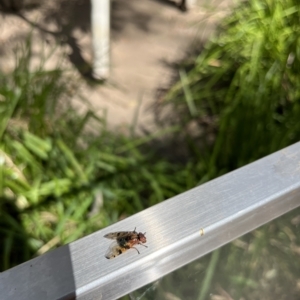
[[104, 231, 133, 240], [105, 241, 127, 259]]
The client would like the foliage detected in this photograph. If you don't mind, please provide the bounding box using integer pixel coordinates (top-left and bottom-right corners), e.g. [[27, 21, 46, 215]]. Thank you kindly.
[[0, 39, 189, 271], [163, 0, 300, 180], [125, 0, 300, 299]]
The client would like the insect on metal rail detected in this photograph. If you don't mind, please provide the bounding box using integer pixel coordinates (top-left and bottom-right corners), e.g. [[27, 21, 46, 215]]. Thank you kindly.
[[104, 227, 148, 259], [1, 142, 300, 299]]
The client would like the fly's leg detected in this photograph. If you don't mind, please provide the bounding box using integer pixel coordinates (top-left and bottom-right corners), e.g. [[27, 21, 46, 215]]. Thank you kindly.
[[132, 247, 140, 254]]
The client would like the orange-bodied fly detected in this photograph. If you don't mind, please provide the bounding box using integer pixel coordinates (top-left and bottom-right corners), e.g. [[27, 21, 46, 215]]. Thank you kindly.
[[104, 227, 147, 259]]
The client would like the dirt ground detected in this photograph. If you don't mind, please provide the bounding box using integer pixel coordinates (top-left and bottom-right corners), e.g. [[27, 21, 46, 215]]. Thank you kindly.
[[0, 0, 233, 133]]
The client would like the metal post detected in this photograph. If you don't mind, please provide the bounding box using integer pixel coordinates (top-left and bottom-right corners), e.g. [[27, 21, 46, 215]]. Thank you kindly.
[[186, 0, 197, 8], [91, 0, 110, 79]]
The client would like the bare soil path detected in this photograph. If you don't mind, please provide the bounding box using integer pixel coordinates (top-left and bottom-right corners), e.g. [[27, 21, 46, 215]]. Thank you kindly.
[[0, 0, 233, 133]]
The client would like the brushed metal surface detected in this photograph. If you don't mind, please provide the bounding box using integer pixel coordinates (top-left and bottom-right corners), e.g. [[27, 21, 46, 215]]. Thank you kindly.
[[1, 142, 300, 300]]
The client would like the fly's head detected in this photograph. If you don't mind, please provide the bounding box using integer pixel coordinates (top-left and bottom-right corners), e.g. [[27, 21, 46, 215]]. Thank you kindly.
[[138, 232, 147, 243]]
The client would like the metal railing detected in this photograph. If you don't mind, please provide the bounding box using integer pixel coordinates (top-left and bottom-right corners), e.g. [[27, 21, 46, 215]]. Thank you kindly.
[[1, 142, 300, 299]]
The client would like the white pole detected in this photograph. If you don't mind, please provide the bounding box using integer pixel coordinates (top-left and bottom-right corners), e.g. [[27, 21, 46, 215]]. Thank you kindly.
[[91, 0, 110, 79], [186, 0, 197, 9]]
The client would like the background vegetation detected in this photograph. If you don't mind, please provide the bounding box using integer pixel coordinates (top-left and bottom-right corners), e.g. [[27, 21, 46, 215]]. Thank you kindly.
[[160, 0, 300, 180], [0, 38, 192, 270], [127, 0, 300, 299], [0, 0, 300, 299]]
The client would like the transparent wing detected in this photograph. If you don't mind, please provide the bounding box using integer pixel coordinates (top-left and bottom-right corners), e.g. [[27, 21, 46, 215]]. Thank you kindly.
[[105, 241, 127, 259], [104, 231, 132, 240]]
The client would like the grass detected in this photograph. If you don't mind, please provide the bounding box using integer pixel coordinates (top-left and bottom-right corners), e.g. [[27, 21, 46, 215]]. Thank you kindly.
[[162, 0, 300, 180], [124, 0, 300, 298], [0, 38, 191, 271]]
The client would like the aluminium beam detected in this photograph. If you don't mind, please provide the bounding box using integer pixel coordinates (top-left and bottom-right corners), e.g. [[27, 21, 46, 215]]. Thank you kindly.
[[1, 142, 300, 299]]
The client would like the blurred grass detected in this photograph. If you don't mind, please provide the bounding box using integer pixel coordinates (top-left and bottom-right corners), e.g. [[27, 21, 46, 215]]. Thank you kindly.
[[125, 0, 300, 299], [162, 0, 300, 180], [0, 38, 190, 271]]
